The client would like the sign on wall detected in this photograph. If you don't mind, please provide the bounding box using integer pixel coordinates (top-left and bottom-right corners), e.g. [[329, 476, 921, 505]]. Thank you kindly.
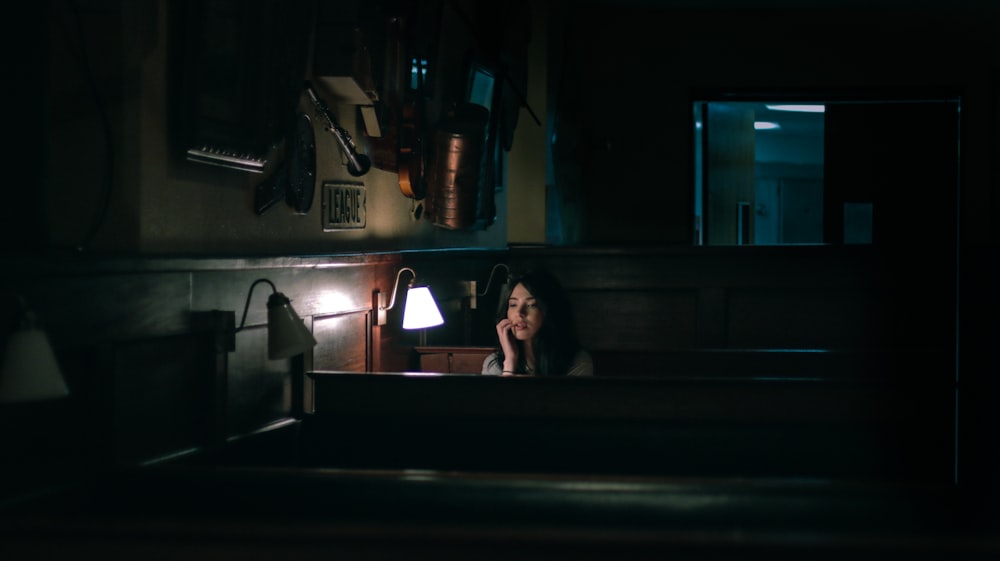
[[322, 181, 366, 230]]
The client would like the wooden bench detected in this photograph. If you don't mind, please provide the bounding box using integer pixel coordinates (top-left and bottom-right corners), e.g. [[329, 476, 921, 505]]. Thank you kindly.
[[299, 371, 953, 483], [409, 346, 951, 381], [589, 347, 953, 379], [2, 463, 984, 560]]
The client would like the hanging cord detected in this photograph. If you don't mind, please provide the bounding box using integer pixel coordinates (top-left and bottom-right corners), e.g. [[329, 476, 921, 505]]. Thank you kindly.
[[236, 279, 278, 332], [55, 0, 115, 252], [477, 263, 510, 297]]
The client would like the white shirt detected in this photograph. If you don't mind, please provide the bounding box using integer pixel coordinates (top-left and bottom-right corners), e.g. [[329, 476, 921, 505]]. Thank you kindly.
[[481, 350, 594, 376]]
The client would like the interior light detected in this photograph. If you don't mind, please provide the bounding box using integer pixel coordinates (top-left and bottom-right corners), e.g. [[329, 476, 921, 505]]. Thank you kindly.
[[377, 267, 444, 330], [235, 279, 318, 360], [754, 121, 781, 130], [0, 296, 69, 403], [401, 286, 444, 330], [765, 104, 826, 113]]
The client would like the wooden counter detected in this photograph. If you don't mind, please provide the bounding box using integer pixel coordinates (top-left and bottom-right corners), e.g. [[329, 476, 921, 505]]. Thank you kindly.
[[413, 345, 495, 374]]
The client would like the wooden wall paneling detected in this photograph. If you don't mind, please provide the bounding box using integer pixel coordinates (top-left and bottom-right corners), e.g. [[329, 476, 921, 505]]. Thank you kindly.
[[290, 349, 310, 421], [108, 332, 219, 466], [228, 326, 293, 436], [2, 267, 232, 481], [30, 272, 194, 351], [419, 352, 451, 373], [573, 289, 699, 352], [506, 246, 900, 354], [509, 252, 691, 290], [189, 310, 236, 451], [192, 270, 318, 330], [187, 258, 394, 427], [450, 350, 493, 374], [696, 287, 727, 347], [414, 346, 496, 374], [312, 311, 372, 373], [369, 288, 386, 374], [294, 265, 379, 319], [508, 246, 884, 290], [725, 286, 882, 349]]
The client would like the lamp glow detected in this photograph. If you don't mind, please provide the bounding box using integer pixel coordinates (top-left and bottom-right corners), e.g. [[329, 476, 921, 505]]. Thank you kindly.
[[402, 285, 445, 329], [378, 267, 444, 330]]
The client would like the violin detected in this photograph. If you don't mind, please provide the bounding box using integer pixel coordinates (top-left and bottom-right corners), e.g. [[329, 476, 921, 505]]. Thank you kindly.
[[390, 12, 429, 200], [397, 82, 425, 199]]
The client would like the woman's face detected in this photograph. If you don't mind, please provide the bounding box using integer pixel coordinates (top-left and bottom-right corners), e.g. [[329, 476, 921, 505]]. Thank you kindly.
[[506, 282, 544, 341]]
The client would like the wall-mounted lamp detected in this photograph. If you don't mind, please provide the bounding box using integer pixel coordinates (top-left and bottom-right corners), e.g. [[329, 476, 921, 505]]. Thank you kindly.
[[465, 263, 510, 310], [0, 296, 69, 403], [236, 279, 317, 360], [377, 267, 444, 329]]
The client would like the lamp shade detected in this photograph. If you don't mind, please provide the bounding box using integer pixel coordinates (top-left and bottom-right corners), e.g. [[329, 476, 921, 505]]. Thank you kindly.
[[0, 328, 69, 403], [402, 285, 444, 330], [266, 292, 318, 359]]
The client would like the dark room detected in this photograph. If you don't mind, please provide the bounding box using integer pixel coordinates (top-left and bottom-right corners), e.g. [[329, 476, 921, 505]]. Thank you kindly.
[[1, 0, 998, 559]]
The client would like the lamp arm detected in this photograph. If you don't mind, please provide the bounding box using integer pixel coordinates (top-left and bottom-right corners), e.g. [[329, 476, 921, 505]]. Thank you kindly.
[[236, 278, 277, 332], [477, 263, 510, 297], [383, 267, 416, 311]]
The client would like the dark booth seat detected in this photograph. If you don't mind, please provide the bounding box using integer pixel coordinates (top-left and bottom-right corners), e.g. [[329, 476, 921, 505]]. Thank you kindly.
[[1, 464, 993, 561], [299, 371, 953, 483], [1, 370, 982, 560]]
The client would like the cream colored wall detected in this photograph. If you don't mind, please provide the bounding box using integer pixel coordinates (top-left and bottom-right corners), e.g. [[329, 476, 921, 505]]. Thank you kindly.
[[505, 2, 547, 245], [46, 0, 530, 256]]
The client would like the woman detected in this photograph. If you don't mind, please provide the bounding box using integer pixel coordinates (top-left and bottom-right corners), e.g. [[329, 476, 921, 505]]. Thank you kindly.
[[482, 269, 593, 376]]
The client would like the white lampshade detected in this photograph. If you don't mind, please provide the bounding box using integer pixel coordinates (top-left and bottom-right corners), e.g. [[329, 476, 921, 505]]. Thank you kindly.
[[402, 285, 444, 330], [0, 328, 69, 403], [266, 292, 318, 359]]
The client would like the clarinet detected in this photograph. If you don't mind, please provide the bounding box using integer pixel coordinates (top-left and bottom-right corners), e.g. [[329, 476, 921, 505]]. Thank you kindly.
[[305, 81, 372, 177]]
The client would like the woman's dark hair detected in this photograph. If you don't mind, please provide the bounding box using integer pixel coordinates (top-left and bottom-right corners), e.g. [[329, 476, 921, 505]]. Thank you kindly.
[[493, 268, 581, 376]]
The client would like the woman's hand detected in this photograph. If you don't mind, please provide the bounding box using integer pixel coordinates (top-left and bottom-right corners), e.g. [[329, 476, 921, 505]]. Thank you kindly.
[[495, 318, 518, 374]]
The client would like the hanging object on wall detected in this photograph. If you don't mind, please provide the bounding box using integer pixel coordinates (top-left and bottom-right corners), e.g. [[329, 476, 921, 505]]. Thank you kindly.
[[305, 81, 372, 177], [322, 181, 367, 231], [285, 113, 318, 213], [425, 103, 489, 230], [253, 112, 317, 215], [171, 0, 312, 174], [362, 14, 407, 177], [357, 15, 431, 201], [254, 163, 288, 215], [397, 56, 428, 200], [310, 1, 383, 139]]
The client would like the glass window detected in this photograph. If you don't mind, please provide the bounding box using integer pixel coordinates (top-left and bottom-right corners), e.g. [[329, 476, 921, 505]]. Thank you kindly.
[[693, 97, 959, 247]]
